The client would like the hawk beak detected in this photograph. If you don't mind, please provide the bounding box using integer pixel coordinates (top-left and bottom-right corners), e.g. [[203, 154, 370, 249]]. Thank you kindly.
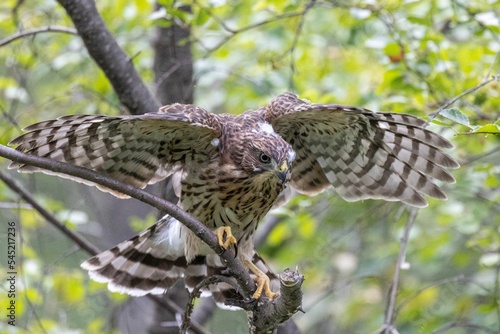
[[276, 161, 289, 182]]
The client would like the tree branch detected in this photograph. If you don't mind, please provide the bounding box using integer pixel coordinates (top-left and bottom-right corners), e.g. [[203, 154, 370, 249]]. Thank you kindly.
[[56, 0, 160, 115], [1, 144, 305, 332], [243, 268, 304, 334], [380, 207, 419, 334], [0, 170, 101, 255], [0, 26, 78, 47], [0, 169, 208, 334], [181, 275, 236, 334], [0, 144, 256, 297]]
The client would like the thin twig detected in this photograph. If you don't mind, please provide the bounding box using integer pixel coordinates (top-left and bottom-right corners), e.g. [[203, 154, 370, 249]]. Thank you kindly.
[[199, 5, 313, 57], [181, 276, 235, 333], [382, 207, 419, 334], [272, 0, 317, 90], [377, 10, 440, 102], [426, 75, 499, 125], [432, 321, 499, 334], [0, 26, 78, 47], [451, 0, 500, 79]]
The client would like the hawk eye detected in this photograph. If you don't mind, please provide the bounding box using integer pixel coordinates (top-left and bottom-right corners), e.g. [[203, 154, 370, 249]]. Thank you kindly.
[[259, 152, 271, 164]]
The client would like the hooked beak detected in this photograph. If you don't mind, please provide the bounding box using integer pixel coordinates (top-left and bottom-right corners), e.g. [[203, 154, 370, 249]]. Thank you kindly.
[[275, 161, 289, 183]]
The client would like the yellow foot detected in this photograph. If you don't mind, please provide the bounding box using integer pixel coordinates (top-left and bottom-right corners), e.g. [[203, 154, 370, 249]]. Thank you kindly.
[[244, 259, 279, 301], [215, 226, 237, 252]]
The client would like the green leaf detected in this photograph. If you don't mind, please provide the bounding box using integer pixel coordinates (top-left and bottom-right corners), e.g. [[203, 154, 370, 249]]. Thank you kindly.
[[440, 108, 471, 128], [473, 123, 500, 134]]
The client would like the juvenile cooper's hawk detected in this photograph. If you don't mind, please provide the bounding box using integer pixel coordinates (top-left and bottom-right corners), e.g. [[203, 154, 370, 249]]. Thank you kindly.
[[9, 93, 459, 301]]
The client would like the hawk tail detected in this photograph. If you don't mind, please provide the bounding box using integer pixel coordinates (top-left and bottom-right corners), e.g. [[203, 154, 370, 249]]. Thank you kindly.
[[81, 216, 197, 296], [81, 216, 278, 306]]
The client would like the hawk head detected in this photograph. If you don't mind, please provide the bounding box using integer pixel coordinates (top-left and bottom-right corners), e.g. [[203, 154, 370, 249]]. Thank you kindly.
[[231, 122, 295, 184]]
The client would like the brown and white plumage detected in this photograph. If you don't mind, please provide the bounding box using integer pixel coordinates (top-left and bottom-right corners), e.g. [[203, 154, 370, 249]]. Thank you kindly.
[[264, 93, 458, 206], [9, 105, 221, 197], [9, 93, 458, 301]]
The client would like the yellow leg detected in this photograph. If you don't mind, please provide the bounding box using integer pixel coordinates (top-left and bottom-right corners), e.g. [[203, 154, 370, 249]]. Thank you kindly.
[[215, 226, 237, 251], [244, 259, 279, 301]]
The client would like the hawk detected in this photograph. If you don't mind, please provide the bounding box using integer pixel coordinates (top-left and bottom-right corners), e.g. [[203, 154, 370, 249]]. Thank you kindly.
[[9, 93, 459, 302]]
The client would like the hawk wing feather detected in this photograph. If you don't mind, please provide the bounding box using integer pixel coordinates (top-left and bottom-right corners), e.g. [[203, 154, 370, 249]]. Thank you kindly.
[[9, 105, 221, 197], [265, 93, 459, 207]]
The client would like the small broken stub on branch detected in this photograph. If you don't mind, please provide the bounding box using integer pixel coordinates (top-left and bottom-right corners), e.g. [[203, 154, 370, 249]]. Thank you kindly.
[[227, 267, 304, 334]]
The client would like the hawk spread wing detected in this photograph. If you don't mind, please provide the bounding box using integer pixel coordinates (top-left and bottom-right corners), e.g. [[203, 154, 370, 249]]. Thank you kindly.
[[264, 93, 459, 207], [9, 92, 459, 302], [9, 104, 221, 197]]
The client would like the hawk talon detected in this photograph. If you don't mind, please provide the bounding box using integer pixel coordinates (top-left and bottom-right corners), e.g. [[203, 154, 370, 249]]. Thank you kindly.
[[215, 226, 238, 256], [244, 259, 279, 301], [233, 243, 238, 258], [243, 297, 257, 304], [217, 245, 238, 258], [217, 248, 226, 256]]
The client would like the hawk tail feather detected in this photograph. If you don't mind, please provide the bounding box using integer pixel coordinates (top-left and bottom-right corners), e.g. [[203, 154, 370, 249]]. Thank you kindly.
[[81, 216, 277, 306], [81, 217, 188, 296]]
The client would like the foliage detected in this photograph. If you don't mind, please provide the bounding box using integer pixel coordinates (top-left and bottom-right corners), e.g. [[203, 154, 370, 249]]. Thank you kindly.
[[1, 0, 499, 333]]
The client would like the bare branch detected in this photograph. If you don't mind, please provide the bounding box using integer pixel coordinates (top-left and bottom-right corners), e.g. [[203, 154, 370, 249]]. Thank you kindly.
[[56, 0, 160, 115], [382, 207, 419, 334], [0, 26, 78, 47], [181, 276, 236, 334], [0, 170, 101, 255]]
